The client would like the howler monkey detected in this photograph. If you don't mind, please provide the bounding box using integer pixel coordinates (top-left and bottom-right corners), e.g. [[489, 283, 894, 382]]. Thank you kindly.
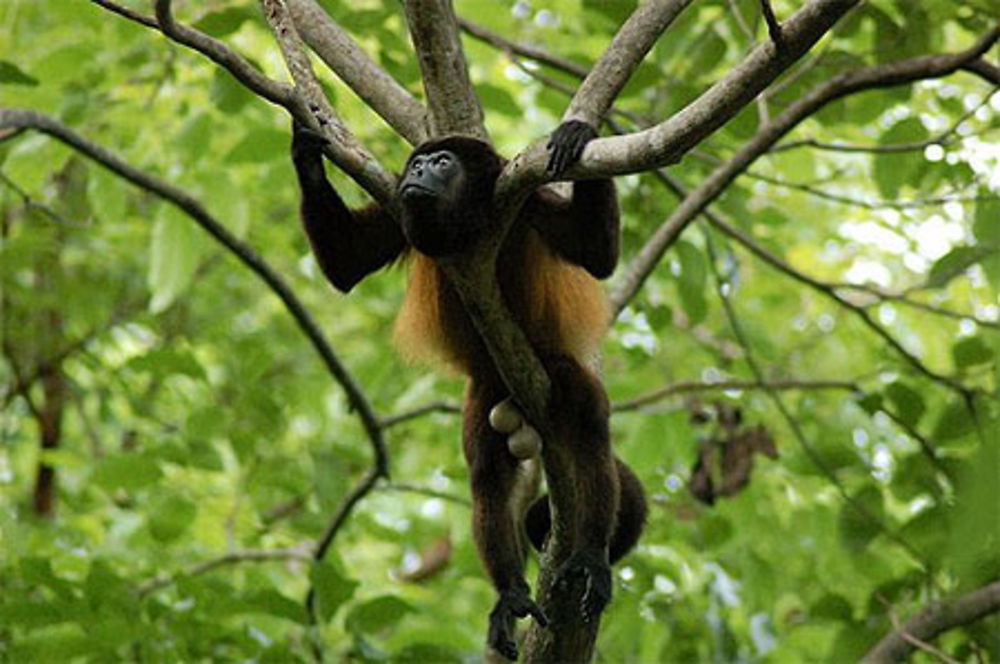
[[291, 120, 647, 660]]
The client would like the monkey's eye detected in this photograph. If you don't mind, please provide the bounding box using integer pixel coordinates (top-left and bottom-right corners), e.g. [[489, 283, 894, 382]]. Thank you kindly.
[[433, 154, 451, 166]]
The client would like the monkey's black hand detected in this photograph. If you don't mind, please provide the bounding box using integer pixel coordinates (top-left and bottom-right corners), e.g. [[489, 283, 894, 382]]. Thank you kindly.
[[291, 123, 330, 183], [488, 585, 548, 661], [546, 119, 598, 176], [554, 548, 612, 623]]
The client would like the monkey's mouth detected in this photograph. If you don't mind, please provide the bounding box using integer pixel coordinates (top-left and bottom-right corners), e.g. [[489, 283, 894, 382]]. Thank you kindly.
[[400, 183, 436, 199]]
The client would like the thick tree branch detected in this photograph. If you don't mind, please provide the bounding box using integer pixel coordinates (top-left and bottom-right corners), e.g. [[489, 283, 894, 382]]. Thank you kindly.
[[609, 27, 1000, 315], [286, 0, 429, 145], [861, 581, 1000, 664], [403, 0, 486, 138], [498, 0, 863, 199], [563, 0, 693, 127], [963, 58, 1000, 84]]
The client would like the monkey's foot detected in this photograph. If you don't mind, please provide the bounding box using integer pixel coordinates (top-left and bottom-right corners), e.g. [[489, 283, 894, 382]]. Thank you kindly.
[[488, 586, 548, 661], [554, 548, 612, 623]]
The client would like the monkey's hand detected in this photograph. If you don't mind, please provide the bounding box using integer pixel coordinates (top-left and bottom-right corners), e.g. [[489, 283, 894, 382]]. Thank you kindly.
[[291, 123, 330, 181], [488, 585, 548, 661], [546, 119, 598, 175], [554, 548, 612, 623]]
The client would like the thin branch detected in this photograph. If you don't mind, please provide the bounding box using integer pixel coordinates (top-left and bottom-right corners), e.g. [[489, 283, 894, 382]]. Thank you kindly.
[[403, 0, 486, 138], [150, 0, 295, 108], [963, 58, 1000, 84], [562, 0, 693, 127], [608, 27, 1000, 316], [613, 378, 859, 412], [379, 400, 462, 428], [760, 0, 784, 46], [137, 547, 312, 597], [773, 86, 998, 153], [286, 0, 429, 145], [380, 482, 471, 507], [834, 283, 1000, 331], [861, 580, 1000, 664], [458, 18, 589, 78]]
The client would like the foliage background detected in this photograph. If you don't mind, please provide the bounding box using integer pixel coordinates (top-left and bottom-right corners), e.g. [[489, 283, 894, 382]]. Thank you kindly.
[[1, 0, 998, 662]]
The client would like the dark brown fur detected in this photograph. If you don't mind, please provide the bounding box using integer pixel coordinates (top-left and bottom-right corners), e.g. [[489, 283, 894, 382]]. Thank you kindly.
[[291, 127, 646, 658]]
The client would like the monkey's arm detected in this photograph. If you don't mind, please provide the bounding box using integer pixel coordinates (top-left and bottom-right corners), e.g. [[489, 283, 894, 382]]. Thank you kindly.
[[291, 125, 407, 293], [530, 121, 620, 279]]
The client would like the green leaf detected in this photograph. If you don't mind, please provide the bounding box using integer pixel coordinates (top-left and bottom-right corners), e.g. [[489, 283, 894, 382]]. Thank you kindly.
[[476, 83, 521, 117], [225, 129, 288, 163], [345, 595, 414, 635], [148, 208, 203, 313], [148, 494, 197, 542], [838, 487, 884, 553], [127, 348, 207, 380], [192, 6, 256, 37], [925, 245, 995, 289], [885, 381, 926, 426], [675, 240, 708, 325], [311, 560, 359, 623], [93, 455, 163, 492], [931, 400, 976, 443], [583, 0, 635, 24], [211, 68, 255, 113], [973, 195, 1000, 246], [952, 336, 993, 369], [0, 60, 39, 86], [872, 117, 928, 198]]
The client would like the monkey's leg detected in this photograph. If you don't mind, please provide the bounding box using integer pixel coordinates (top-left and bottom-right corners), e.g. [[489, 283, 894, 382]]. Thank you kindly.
[[543, 354, 620, 622], [464, 379, 546, 661], [525, 456, 647, 564]]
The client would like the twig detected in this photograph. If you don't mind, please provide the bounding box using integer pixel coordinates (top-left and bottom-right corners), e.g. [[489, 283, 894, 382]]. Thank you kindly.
[[862, 580, 1000, 664], [379, 400, 462, 428], [137, 547, 312, 597], [381, 482, 471, 507], [760, 0, 783, 47], [613, 378, 859, 412]]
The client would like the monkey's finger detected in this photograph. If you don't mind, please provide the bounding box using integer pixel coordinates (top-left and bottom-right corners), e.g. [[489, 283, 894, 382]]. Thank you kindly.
[[528, 603, 549, 627]]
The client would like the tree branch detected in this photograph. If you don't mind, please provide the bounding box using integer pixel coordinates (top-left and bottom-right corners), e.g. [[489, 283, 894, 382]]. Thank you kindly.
[[861, 580, 1000, 664], [563, 0, 693, 127], [608, 27, 1000, 316], [498, 0, 863, 198], [403, 0, 486, 138], [614, 378, 859, 412], [91, 0, 397, 206], [286, 0, 430, 145]]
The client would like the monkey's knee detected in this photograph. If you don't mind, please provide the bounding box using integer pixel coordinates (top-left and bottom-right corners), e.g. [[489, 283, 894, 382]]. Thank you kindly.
[[609, 459, 647, 564], [524, 495, 551, 554]]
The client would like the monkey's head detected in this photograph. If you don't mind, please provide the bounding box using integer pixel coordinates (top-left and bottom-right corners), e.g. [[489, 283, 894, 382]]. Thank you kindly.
[[397, 137, 503, 257]]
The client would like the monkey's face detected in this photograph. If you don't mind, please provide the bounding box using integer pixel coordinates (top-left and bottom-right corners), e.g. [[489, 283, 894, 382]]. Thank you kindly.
[[398, 139, 501, 257]]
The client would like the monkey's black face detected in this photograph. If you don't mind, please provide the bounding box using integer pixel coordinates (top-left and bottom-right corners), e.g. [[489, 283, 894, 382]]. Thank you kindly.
[[398, 138, 501, 258]]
